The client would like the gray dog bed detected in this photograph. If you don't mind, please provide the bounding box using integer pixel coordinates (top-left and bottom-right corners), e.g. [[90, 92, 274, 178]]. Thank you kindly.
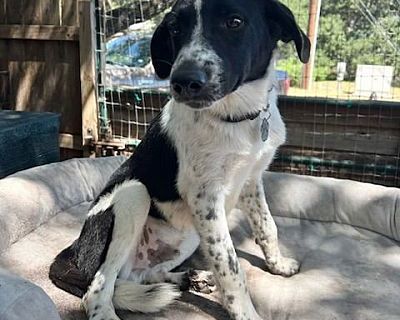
[[0, 157, 399, 320]]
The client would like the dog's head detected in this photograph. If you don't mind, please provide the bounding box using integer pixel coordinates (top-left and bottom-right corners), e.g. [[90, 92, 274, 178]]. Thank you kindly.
[[151, 0, 310, 109]]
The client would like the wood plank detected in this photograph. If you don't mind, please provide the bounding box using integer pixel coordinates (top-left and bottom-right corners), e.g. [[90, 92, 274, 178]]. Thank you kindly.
[[278, 147, 400, 167], [0, 25, 79, 41], [79, 0, 99, 153], [282, 113, 400, 130], [0, 39, 7, 67], [23, 0, 41, 25], [43, 40, 78, 134], [0, 70, 9, 109], [40, 0, 60, 25], [285, 122, 400, 156], [271, 146, 400, 187], [13, 38, 45, 61], [279, 100, 400, 130], [0, 39, 8, 108], [43, 40, 63, 110], [10, 61, 46, 109], [281, 106, 400, 130], [59, 133, 83, 150], [60, 147, 83, 160], [62, 40, 83, 135], [0, 0, 6, 24], [284, 118, 400, 134], [7, 39, 82, 135], [269, 164, 399, 187], [42, 40, 82, 135], [6, 0, 24, 24], [62, 0, 78, 26], [280, 96, 400, 113], [5, 0, 60, 25], [8, 38, 26, 107]]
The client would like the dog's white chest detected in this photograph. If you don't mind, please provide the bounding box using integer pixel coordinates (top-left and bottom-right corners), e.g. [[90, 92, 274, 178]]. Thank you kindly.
[[163, 102, 284, 211]]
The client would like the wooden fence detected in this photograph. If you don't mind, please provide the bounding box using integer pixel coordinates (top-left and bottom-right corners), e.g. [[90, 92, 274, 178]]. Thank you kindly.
[[0, 0, 98, 158], [273, 97, 400, 187]]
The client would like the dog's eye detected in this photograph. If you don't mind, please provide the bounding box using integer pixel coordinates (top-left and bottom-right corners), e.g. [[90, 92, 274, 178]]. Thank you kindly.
[[225, 16, 244, 29], [168, 23, 181, 35], [165, 14, 181, 35]]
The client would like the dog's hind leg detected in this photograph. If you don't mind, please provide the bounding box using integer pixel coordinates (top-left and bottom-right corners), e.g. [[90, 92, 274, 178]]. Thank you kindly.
[[127, 227, 215, 292], [83, 180, 179, 320], [238, 178, 300, 277], [126, 226, 215, 293]]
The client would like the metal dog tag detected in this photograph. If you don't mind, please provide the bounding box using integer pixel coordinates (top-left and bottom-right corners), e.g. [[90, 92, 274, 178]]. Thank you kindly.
[[260, 106, 270, 142], [261, 117, 269, 142]]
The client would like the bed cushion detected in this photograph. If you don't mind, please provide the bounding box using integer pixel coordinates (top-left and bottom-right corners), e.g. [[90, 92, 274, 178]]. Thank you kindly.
[[0, 268, 60, 320], [0, 157, 399, 320], [0, 156, 126, 254]]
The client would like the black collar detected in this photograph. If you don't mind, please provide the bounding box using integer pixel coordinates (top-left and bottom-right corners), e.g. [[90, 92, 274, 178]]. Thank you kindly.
[[220, 110, 262, 123], [220, 87, 273, 123]]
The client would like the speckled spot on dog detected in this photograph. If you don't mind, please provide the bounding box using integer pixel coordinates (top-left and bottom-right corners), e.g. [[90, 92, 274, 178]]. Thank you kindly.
[[207, 236, 216, 245], [147, 248, 156, 259], [206, 208, 217, 220], [227, 295, 235, 304], [134, 218, 184, 269]]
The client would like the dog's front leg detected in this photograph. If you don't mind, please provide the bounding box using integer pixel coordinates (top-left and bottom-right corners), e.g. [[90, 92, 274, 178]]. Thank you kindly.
[[187, 185, 262, 320], [238, 179, 299, 277]]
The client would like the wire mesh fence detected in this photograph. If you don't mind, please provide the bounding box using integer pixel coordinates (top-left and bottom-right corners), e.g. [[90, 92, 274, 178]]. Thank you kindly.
[[274, 0, 400, 187], [95, 0, 172, 149], [94, 0, 400, 187]]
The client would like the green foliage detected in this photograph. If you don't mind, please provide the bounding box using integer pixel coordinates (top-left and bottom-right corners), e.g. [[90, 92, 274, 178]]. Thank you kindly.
[[276, 55, 303, 85], [314, 54, 336, 81], [279, 0, 400, 86]]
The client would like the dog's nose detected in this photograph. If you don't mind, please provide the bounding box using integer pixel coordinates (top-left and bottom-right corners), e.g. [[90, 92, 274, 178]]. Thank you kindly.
[[170, 70, 207, 97]]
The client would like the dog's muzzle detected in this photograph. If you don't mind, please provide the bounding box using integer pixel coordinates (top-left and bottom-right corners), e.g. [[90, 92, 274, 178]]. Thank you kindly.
[[170, 67, 215, 109]]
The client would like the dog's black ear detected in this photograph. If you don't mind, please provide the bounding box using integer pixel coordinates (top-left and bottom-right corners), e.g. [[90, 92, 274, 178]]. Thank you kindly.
[[267, 1, 311, 63], [151, 19, 175, 79]]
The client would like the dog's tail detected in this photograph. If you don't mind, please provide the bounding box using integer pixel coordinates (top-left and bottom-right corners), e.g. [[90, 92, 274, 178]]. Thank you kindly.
[[113, 280, 181, 313]]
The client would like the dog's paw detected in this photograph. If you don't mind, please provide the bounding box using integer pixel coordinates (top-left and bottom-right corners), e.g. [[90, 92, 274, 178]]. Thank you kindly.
[[183, 269, 216, 294], [267, 256, 300, 277]]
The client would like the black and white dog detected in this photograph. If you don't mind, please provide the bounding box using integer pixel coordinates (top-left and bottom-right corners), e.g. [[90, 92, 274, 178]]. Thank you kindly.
[[50, 0, 310, 319]]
